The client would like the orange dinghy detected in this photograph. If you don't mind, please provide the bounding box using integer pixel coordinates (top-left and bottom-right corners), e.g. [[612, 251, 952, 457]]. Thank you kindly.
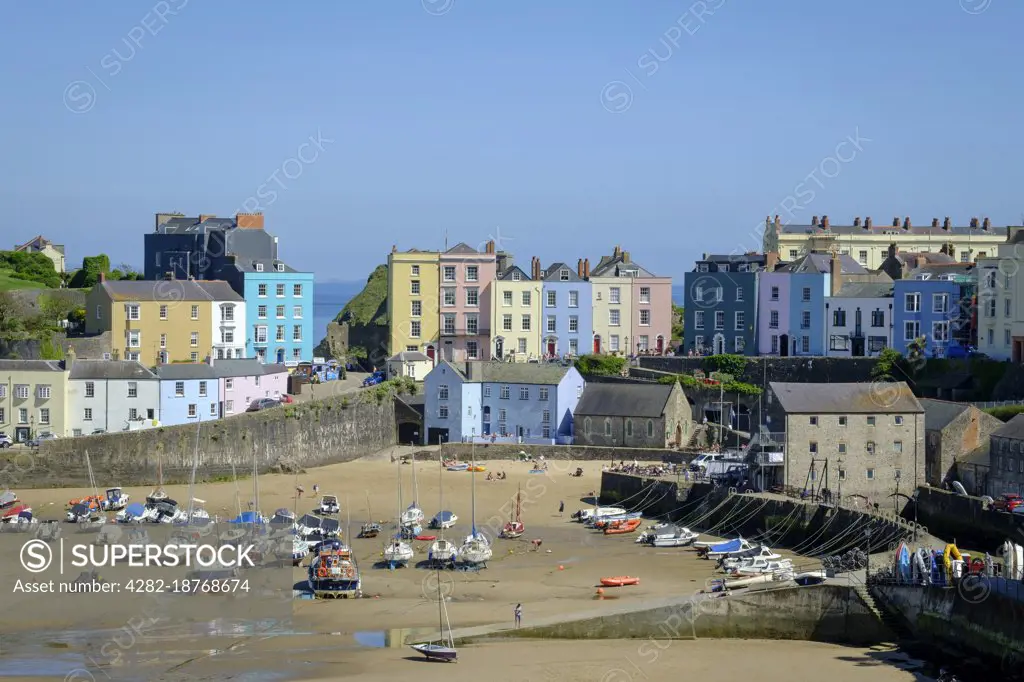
[[604, 518, 642, 535], [600, 576, 640, 587]]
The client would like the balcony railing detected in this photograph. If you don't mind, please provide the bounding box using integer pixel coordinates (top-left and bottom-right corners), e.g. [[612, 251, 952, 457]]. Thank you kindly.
[[440, 328, 491, 336]]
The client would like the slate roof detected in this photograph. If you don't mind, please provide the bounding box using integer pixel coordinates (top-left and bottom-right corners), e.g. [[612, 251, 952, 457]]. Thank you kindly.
[[0, 360, 64, 372], [778, 222, 1009, 237], [233, 259, 301, 274], [99, 280, 243, 302], [770, 381, 923, 414], [992, 414, 1024, 441], [778, 252, 867, 275], [388, 351, 430, 363], [156, 360, 287, 380], [444, 242, 479, 255], [158, 216, 237, 233], [441, 360, 573, 385], [591, 253, 657, 278], [69, 360, 158, 381], [700, 253, 767, 264], [497, 266, 533, 281], [830, 282, 894, 299], [542, 263, 584, 282], [15, 235, 64, 254], [575, 383, 674, 418], [907, 263, 976, 279], [920, 398, 970, 432]]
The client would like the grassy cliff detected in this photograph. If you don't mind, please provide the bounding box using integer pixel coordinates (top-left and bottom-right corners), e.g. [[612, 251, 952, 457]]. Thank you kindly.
[[314, 264, 389, 361]]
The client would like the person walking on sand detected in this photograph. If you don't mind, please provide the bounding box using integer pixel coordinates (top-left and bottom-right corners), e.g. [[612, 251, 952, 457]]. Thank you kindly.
[[559, 501, 565, 516], [312, 483, 320, 498], [514, 603, 522, 629]]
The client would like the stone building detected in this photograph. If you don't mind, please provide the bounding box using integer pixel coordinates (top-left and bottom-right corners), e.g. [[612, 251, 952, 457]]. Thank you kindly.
[[769, 381, 925, 503], [920, 399, 1002, 492], [988, 415, 1024, 497], [573, 382, 692, 449]]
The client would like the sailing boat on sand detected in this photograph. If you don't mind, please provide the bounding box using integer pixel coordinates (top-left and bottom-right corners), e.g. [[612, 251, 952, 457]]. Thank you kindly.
[[500, 484, 525, 539], [383, 458, 414, 567], [409, 564, 458, 662], [458, 440, 492, 566], [358, 491, 381, 538], [401, 453, 425, 528], [430, 454, 458, 565]]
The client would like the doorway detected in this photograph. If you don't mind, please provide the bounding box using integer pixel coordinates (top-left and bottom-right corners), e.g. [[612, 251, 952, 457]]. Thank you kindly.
[[593, 336, 601, 353], [276, 348, 285, 363], [780, 334, 790, 357], [426, 345, 436, 363], [713, 334, 725, 355], [675, 423, 682, 447], [547, 339, 556, 356], [656, 336, 664, 353], [494, 338, 503, 359]]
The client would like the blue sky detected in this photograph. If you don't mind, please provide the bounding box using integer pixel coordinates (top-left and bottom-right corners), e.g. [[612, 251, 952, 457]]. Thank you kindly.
[[1, 1, 1022, 283]]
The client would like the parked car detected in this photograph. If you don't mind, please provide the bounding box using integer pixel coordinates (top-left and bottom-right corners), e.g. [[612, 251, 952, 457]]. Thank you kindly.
[[28, 432, 59, 448], [247, 398, 281, 412], [0, 433, 12, 449], [279, 394, 294, 404], [362, 371, 386, 387], [991, 494, 1023, 513], [91, 429, 106, 435]]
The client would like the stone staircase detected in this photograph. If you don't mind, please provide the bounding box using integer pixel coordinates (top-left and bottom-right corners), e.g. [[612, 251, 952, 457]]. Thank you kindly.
[[853, 581, 912, 643]]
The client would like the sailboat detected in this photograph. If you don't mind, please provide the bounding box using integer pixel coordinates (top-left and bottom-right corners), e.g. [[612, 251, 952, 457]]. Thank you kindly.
[[458, 440, 492, 566], [500, 485, 525, 539], [430, 454, 459, 565], [383, 458, 414, 567], [184, 421, 210, 522], [358, 491, 382, 538], [409, 564, 458, 662], [68, 450, 105, 529], [401, 454, 425, 528]]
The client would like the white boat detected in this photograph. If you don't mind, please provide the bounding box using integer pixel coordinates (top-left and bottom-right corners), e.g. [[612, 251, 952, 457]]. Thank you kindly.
[[721, 546, 782, 569], [430, 455, 459, 564], [721, 573, 774, 590], [308, 540, 361, 598], [384, 539, 414, 566], [318, 495, 340, 515], [735, 558, 793, 576], [574, 507, 626, 523], [703, 538, 756, 558], [653, 531, 698, 548], [401, 454, 424, 526], [100, 487, 129, 511], [410, 564, 458, 662], [459, 441, 492, 566]]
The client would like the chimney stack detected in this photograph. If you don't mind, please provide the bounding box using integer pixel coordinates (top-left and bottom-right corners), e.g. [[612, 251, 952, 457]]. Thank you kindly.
[[98, 272, 106, 283], [774, 214, 781, 227], [830, 252, 842, 296], [391, 245, 397, 253], [236, 213, 264, 229], [766, 251, 780, 272], [853, 217, 861, 227], [822, 215, 830, 229], [487, 239, 496, 254], [583, 258, 590, 279], [943, 217, 951, 230], [893, 217, 900, 227], [931, 218, 939, 228], [970, 217, 979, 228], [532, 257, 541, 281], [613, 246, 621, 258], [199, 214, 216, 223], [865, 217, 873, 229], [65, 346, 75, 372], [622, 251, 630, 263], [888, 242, 898, 259], [811, 216, 819, 227], [577, 258, 584, 278], [983, 217, 991, 231], [903, 217, 911, 230]]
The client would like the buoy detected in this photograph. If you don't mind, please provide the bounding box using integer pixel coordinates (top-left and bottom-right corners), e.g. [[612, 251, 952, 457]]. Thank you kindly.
[[558, 565, 564, 571], [597, 588, 604, 598]]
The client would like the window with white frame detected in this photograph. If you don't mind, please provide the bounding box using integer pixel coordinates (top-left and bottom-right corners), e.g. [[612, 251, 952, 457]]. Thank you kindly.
[[126, 330, 140, 348], [221, 305, 234, 322], [801, 336, 810, 353], [771, 335, 779, 353], [500, 385, 510, 400], [933, 293, 949, 314], [695, 310, 705, 330], [640, 310, 651, 326], [521, 315, 531, 331], [411, 300, 422, 317], [293, 325, 302, 341], [569, 315, 578, 332], [503, 314, 513, 331], [520, 387, 529, 400], [518, 338, 527, 353], [569, 290, 579, 307], [411, 280, 420, 295], [503, 290, 513, 306], [735, 337, 745, 352], [129, 407, 138, 421], [511, 270, 521, 281], [932, 321, 949, 342], [191, 305, 199, 320], [160, 305, 168, 320], [84, 408, 92, 421], [199, 381, 207, 397], [638, 335, 649, 351], [801, 310, 811, 329], [258, 305, 267, 319], [542, 409, 551, 424], [221, 329, 234, 344], [466, 288, 479, 306], [126, 304, 140, 321], [85, 382, 95, 398], [715, 311, 725, 330], [39, 408, 49, 425], [736, 287, 744, 302], [734, 311, 744, 330], [441, 288, 455, 307], [546, 291, 556, 307], [258, 283, 268, 297], [190, 352, 198, 362], [443, 266, 456, 282], [438, 384, 449, 400], [1006, 298, 1012, 317], [769, 310, 779, 329], [190, 332, 198, 347], [15, 384, 29, 399], [466, 314, 479, 335], [127, 382, 138, 398], [226, 378, 233, 390], [443, 314, 456, 334], [522, 291, 531, 306], [175, 381, 185, 397], [466, 341, 479, 359], [539, 387, 549, 400], [610, 335, 620, 351], [609, 310, 620, 326], [770, 286, 779, 301], [187, 404, 197, 418], [905, 293, 920, 312], [905, 320, 920, 341], [802, 288, 811, 302], [466, 265, 478, 282], [276, 283, 285, 297], [255, 326, 267, 343], [293, 284, 303, 297], [438, 404, 449, 420], [560, 269, 570, 281], [18, 408, 27, 424], [276, 305, 285, 318], [411, 265, 420, 276], [546, 316, 556, 333], [610, 287, 621, 304], [569, 337, 579, 355], [37, 385, 51, 399], [410, 321, 422, 338], [639, 287, 650, 304], [95, 305, 102, 320], [226, 400, 234, 413]]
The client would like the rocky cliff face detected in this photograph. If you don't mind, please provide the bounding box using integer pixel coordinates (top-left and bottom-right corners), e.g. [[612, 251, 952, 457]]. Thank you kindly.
[[314, 264, 389, 366]]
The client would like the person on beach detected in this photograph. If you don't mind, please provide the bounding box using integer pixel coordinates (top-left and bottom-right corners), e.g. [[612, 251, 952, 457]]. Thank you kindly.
[[559, 501, 564, 515], [313, 483, 320, 498], [514, 603, 522, 628]]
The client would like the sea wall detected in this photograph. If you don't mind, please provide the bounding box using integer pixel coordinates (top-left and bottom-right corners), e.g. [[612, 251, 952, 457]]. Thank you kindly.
[[638, 356, 877, 385], [914, 486, 1024, 551], [440, 443, 691, 465], [5, 395, 397, 488]]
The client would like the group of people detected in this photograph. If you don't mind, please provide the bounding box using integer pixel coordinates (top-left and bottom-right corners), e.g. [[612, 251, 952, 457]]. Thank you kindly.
[[602, 460, 678, 477], [485, 471, 508, 481]]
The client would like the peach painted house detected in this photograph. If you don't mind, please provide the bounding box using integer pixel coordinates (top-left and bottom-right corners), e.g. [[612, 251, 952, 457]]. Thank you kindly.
[[438, 241, 497, 362], [591, 247, 673, 354]]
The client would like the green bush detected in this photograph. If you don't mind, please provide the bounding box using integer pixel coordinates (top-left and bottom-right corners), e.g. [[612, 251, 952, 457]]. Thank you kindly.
[[69, 254, 111, 288], [575, 354, 627, 376], [871, 347, 903, 379], [659, 373, 762, 395], [983, 405, 1024, 422], [0, 251, 61, 288], [702, 354, 747, 377]]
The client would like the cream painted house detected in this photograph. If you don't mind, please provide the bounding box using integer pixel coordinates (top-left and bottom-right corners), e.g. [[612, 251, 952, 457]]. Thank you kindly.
[[15, 235, 66, 273], [590, 252, 633, 355], [386, 351, 433, 380], [0, 359, 70, 441], [977, 227, 1024, 362], [764, 215, 1007, 271], [490, 263, 542, 361]]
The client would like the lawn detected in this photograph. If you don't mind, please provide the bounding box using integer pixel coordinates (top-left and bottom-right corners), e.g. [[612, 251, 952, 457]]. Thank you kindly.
[[0, 269, 46, 292]]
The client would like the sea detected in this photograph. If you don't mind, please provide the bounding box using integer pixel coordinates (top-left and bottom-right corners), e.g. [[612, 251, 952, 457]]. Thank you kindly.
[[313, 281, 364, 348]]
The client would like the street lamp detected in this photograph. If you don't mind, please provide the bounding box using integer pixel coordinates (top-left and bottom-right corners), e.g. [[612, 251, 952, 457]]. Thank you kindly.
[[894, 468, 902, 513]]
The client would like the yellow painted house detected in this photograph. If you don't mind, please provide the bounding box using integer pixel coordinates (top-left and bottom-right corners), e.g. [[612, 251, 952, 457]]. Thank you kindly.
[[0, 359, 69, 441], [490, 263, 542, 361], [387, 248, 440, 359], [85, 277, 243, 365]]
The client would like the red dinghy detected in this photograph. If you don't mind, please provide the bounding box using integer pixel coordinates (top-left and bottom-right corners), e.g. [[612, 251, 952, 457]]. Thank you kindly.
[[416, 534, 437, 541], [600, 576, 640, 587]]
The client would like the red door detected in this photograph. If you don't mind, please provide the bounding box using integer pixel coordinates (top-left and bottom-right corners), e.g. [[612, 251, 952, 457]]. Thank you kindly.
[[656, 336, 664, 353], [547, 340, 556, 356], [426, 345, 435, 363], [593, 336, 601, 353]]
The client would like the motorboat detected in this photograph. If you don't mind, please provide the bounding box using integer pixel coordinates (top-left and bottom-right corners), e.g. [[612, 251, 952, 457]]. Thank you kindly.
[[429, 538, 459, 565], [653, 528, 698, 547], [228, 510, 269, 526], [308, 540, 360, 598], [67, 502, 102, 524], [720, 546, 782, 570], [429, 511, 458, 530], [698, 538, 755, 558], [720, 574, 774, 590], [383, 539, 415, 567], [67, 494, 103, 512], [735, 558, 793, 576], [291, 534, 312, 566], [400, 523, 423, 539], [100, 487, 129, 511], [604, 518, 643, 535], [0, 492, 32, 523], [318, 495, 340, 515], [2, 510, 37, 533], [358, 522, 381, 538], [794, 570, 827, 586], [574, 507, 626, 523], [116, 502, 146, 523], [401, 504, 425, 527], [590, 512, 642, 529], [296, 513, 323, 539]]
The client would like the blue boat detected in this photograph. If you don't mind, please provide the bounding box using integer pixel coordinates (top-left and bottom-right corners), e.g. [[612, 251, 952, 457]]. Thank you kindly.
[[118, 502, 146, 523], [429, 511, 457, 529], [307, 540, 360, 599]]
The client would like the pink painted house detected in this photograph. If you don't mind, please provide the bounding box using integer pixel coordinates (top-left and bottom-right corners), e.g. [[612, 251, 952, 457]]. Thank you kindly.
[[438, 241, 497, 362], [211, 358, 290, 417], [633, 272, 674, 354], [591, 248, 674, 354]]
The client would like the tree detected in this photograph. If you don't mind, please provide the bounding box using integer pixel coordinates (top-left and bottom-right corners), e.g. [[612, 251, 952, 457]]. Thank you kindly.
[[69, 254, 111, 288], [38, 291, 79, 328], [0, 291, 22, 332], [671, 304, 684, 341], [575, 354, 627, 376]]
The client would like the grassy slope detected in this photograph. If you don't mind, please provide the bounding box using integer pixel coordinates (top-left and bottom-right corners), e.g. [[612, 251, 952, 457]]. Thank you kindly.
[[0, 269, 46, 292], [337, 264, 388, 326]]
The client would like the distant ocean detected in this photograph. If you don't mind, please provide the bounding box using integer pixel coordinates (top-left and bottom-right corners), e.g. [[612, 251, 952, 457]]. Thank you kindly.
[[313, 281, 364, 346]]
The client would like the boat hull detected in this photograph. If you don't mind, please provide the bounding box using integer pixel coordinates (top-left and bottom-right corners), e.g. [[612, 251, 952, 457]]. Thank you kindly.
[[410, 644, 457, 661], [600, 576, 640, 587]]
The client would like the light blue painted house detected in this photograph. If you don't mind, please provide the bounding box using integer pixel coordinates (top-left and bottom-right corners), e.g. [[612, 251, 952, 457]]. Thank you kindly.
[[892, 264, 976, 357], [221, 263, 314, 365], [422, 361, 585, 445], [156, 363, 223, 426], [540, 262, 593, 358]]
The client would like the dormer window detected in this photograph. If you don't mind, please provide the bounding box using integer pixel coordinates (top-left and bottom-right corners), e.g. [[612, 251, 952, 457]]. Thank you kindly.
[[255, 262, 264, 272], [698, 264, 709, 272], [560, 269, 570, 281], [276, 262, 285, 272], [737, 264, 748, 272], [512, 271, 521, 281]]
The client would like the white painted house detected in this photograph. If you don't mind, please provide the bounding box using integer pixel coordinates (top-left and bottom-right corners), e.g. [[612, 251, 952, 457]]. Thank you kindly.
[[823, 282, 895, 358], [66, 353, 160, 436], [213, 299, 247, 359], [387, 351, 433, 381]]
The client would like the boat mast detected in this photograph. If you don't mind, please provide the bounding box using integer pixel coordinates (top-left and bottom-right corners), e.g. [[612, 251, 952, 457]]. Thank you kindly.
[[252, 442, 260, 532], [187, 418, 201, 520], [470, 438, 476, 539], [438, 453, 444, 542], [411, 450, 418, 509]]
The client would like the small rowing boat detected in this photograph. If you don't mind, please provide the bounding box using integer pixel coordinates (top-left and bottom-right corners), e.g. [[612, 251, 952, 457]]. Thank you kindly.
[[600, 576, 640, 587], [604, 518, 642, 535]]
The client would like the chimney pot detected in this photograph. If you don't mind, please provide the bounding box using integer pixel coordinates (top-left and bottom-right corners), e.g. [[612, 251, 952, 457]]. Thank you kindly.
[[944, 217, 951, 230], [613, 246, 621, 258], [932, 218, 939, 228], [577, 258, 584, 278], [822, 215, 830, 229], [970, 217, 978, 228], [865, 217, 873, 228], [983, 217, 991, 230], [766, 251, 780, 272], [583, 258, 590, 279], [622, 251, 630, 263], [893, 217, 900, 227], [391, 245, 397, 253], [811, 216, 819, 227], [854, 217, 861, 227], [774, 214, 781, 225], [904, 217, 911, 230]]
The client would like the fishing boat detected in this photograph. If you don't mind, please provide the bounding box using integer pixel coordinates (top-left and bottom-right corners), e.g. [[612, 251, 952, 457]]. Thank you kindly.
[[308, 539, 360, 599], [500, 486, 525, 539], [573, 507, 626, 523], [600, 576, 640, 586], [604, 518, 643, 535], [410, 564, 458, 662], [100, 487, 129, 511], [735, 558, 793, 576], [318, 495, 340, 515], [384, 458, 415, 567], [429, 454, 459, 565], [458, 441, 492, 566]]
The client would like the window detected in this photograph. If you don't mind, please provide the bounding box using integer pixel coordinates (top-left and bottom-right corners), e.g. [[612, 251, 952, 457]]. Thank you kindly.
[[126, 304, 140, 321], [769, 310, 779, 329], [126, 352, 140, 362], [95, 305, 102, 320], [276, 283, 285, 297], [893, 440, 903, 453], [519, 387, 529, 400], [546, 316, 556, 333], [789, 249, 799, 260], [466, 288, 479, 306], [498, 408, 507, 422], [458, 264, 476, 283], [771, 335, 779, 353], [960, 251, 970, 263], [503, 291, 513, 306], [438, 384, 449, 400], [695, 285, 703, 302], [410, 321, 422, 338], [866, 468, 875, 480], [500, 385, 510, 400], [625, 419, 633, 437], [483, 385, 491, 398], [466, 341, 479, 359], [833, 309, 846, 327], [197, 381, 207, 397], [986, 298, 996, 318], [411, 265, 420, 276], [258, 305, 267, 319], [647, 420, 655, 438], [569, 315, 579, 333], [411, 280, 421, 295], [503, 314, 513, 331], [734, 311, 744, 330], [715, 311, 725, 330], [639, 335, 649, 351], [809, 416, 818, 426], [18, 408, 27, 424], [411, 300, 422, 317], [867, 415, 876, 427], [226, 378, 233, 390], [539, 387, 549, 400], [610, 335, 620, 352], [560, 269, 570, 281], [39, 408, 49, 425], [190, 304, 199, 320], [127, 382, 138, 398], [1006, 298, 1013, 318], [290, 304, 304, 319], [190, 352, 198, 362], [695, 311, 705, 330], [734, 336, 744, 353], [904, 321, 920, 341], [608, 309, 620, 327], [933, 293, 949, 314], [866, 441, 876, 455], [443, 265, 456, 282], [809, 441, 818, 454], [932, 321, 948, 342], [291, 324, 302, 342], [512, 270, 521, 282], [258, 283, 267, 297], [160, 305, 168, 320], [275, 305, 285, 318], [801, 287, 811, 302], [770, 286, 779, 301], [640, 310, 651, 326], [518, 338, 527, 353], [85, 382, 95, 398], [15, 384, 29, 399], [605, 420, 612, 436], [610, 288, 621, 304], [800, 311, 810, 329], [905, 293, 920, 312], [84, 408, 92, 421], [522, 291, 531, 306], [546, 290, 556, 307], [293, 284, 303, 297], [1006, 329, 1012, 347], [801, 336, 810, 353], [838, 416, 847, 426], [221, 305, 234, 321], [187, 404, 197, 418], [439, 288, 455, 307], [639, 287, 650, 304], [871, 310, 885, 327], [443, 314, 456, 335], [255, 325, 267, 343], [439, 405, 449, 419], [225, 400, 233, 413], [126, 330, 141, 348], [735, 287, 744, 302], [569, 290, 579, 308], [174, 381, 185, 397], [988, 328, 994, 345], [221, 330, 234, 344]]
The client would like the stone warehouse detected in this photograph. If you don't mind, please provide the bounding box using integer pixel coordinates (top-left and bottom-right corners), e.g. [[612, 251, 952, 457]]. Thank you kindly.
[[573, 382, 693, 449]]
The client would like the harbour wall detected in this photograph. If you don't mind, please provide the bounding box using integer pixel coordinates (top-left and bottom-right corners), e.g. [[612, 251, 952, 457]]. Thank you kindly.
[[638, 356, 878, 385], [440, 443, 692, 466], [914, 486, 1024, 552], [3, 395, 397, 488]]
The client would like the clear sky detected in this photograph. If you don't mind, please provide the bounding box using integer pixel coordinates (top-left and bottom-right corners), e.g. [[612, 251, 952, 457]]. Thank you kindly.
[[2, 1, 1021, 283]]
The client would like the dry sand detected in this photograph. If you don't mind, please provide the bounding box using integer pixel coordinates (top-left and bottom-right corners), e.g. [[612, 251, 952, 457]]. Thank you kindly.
[[1, 448, 871, 681]]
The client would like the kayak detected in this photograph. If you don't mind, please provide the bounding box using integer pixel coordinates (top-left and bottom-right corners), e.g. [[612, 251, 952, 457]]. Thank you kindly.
[[600, 576, 640, 587], [415, 534, 437, 541]]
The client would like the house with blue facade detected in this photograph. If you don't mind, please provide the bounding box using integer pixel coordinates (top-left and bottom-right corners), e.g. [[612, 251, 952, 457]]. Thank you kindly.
[[683, 254, 765, 356], [156, 363, 223, 426], [892, 263, 977, 357], [539, 262, 592, 358], [422, 361, 585, 445], [144, 212, 315, 363], [756, 252, 865, 356]]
